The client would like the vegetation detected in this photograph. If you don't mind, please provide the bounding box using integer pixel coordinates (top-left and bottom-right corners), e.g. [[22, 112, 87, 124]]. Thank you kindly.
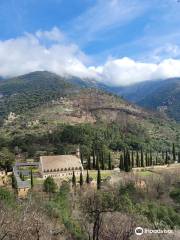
[[43, 176, 57, 194]]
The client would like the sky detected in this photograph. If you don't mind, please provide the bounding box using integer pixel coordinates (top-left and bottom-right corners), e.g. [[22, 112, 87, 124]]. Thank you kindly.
[[0, 0, 180, 86]]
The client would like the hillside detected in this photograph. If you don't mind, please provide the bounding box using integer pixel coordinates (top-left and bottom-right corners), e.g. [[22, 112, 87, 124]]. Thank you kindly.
[[0, 71, 179, 156], [108, 78, 180, 122], [0, 71, 79, 124]]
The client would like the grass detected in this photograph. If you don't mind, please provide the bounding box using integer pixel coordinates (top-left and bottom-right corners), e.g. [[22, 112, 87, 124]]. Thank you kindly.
[[136, 171, 153, 177]]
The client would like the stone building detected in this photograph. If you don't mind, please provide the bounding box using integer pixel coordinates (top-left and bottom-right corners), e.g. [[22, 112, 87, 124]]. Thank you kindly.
[[13, 167, 31, 198], [39, 151, 83, 179]]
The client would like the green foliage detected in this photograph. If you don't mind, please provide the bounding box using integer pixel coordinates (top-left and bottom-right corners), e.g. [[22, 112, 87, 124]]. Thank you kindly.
[[97, 168, 101, 190], [86, 170, 90, 184], [46, 182, 86, 239], [0, 187, 15, 207], [0, 147, 14, 171], [43, 176, 57, 193], [79, 171, 83, 187], [30, 169, 34, 188], [170, 188, 180, 203], [72, 171, 76, 187]]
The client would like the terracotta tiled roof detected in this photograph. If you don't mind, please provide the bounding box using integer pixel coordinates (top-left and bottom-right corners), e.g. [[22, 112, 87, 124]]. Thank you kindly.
[[40, 155, 83, 172]]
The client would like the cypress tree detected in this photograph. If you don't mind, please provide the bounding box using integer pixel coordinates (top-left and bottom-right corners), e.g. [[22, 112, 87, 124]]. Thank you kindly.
[[145, 152, 148, 167], [140, 148, 144, 167], [87, 155, 91, 170], [108, 152, 112, 170], [30, 169, 34, 188], [11, 172, 17, 189], [20, 172, 23, 180], [96, 152, 100, 170], [80, 152, 83, 165], [97, 168, 101, 190], [80, 171, 83, 187], [178, 152, 180, 163], [165, 151, 168, 164], [172, 143, 176, 162], [150, 150, 153, 166], [124, 150, 131, 172], [86, 170, 90, 184], [101, 151, 105, 170], [136, 151, 140, 167], [162, 151, 164, 160], [72, 171, 76, 187], [119, 154, 124, 171], [92, 150, 96, 169], [131, 151, 134, 168], [155, 155, 158, 165]]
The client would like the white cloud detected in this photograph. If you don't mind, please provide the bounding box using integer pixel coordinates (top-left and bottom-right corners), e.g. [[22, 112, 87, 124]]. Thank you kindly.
[[1, 28, 180, 86], [0, 28, 96, 79], [92, 57, 180, 86], [35, 27, 65, 43]]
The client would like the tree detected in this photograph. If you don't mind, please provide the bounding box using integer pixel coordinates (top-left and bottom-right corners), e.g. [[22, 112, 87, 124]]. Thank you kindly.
[[86, 170, 90, 184], [87, 155, 91, 170], [101, 151, 105, 170], [178, 152, 180, 163], [119, 155, 124, 171], [72, 171, 76, 187], [30, 169, 34, 188], [149, 150, 153, 166], [131, 151, 134, 168], [140, 148, 144, 167], [136, 151, 140, 167], [124, 150, 131, 172], [165, 151, 169, 164], [43, 176, 57, 193], [93, 150, 96, 169], [172, 143, 176, 162], [97, 168, 101, 190], [80, 171, 83, 187], [108, 152, 112, 170], [0, 148, 15, 172], [11, 172, 17, 189]]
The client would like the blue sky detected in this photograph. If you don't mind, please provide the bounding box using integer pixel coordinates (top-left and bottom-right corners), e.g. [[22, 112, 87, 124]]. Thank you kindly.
[[0, 0, 180, 85]]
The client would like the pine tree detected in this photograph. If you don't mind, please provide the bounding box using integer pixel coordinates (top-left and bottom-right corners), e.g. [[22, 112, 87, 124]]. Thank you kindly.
[[72, 171, 76, 187], [80, 171, 83, 187], [30, 169, 34, 188], [97, 168, 101, 190], [86, 170, 90, 184], [108, 152, 112, 170], [172, 143, 176, 162]]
